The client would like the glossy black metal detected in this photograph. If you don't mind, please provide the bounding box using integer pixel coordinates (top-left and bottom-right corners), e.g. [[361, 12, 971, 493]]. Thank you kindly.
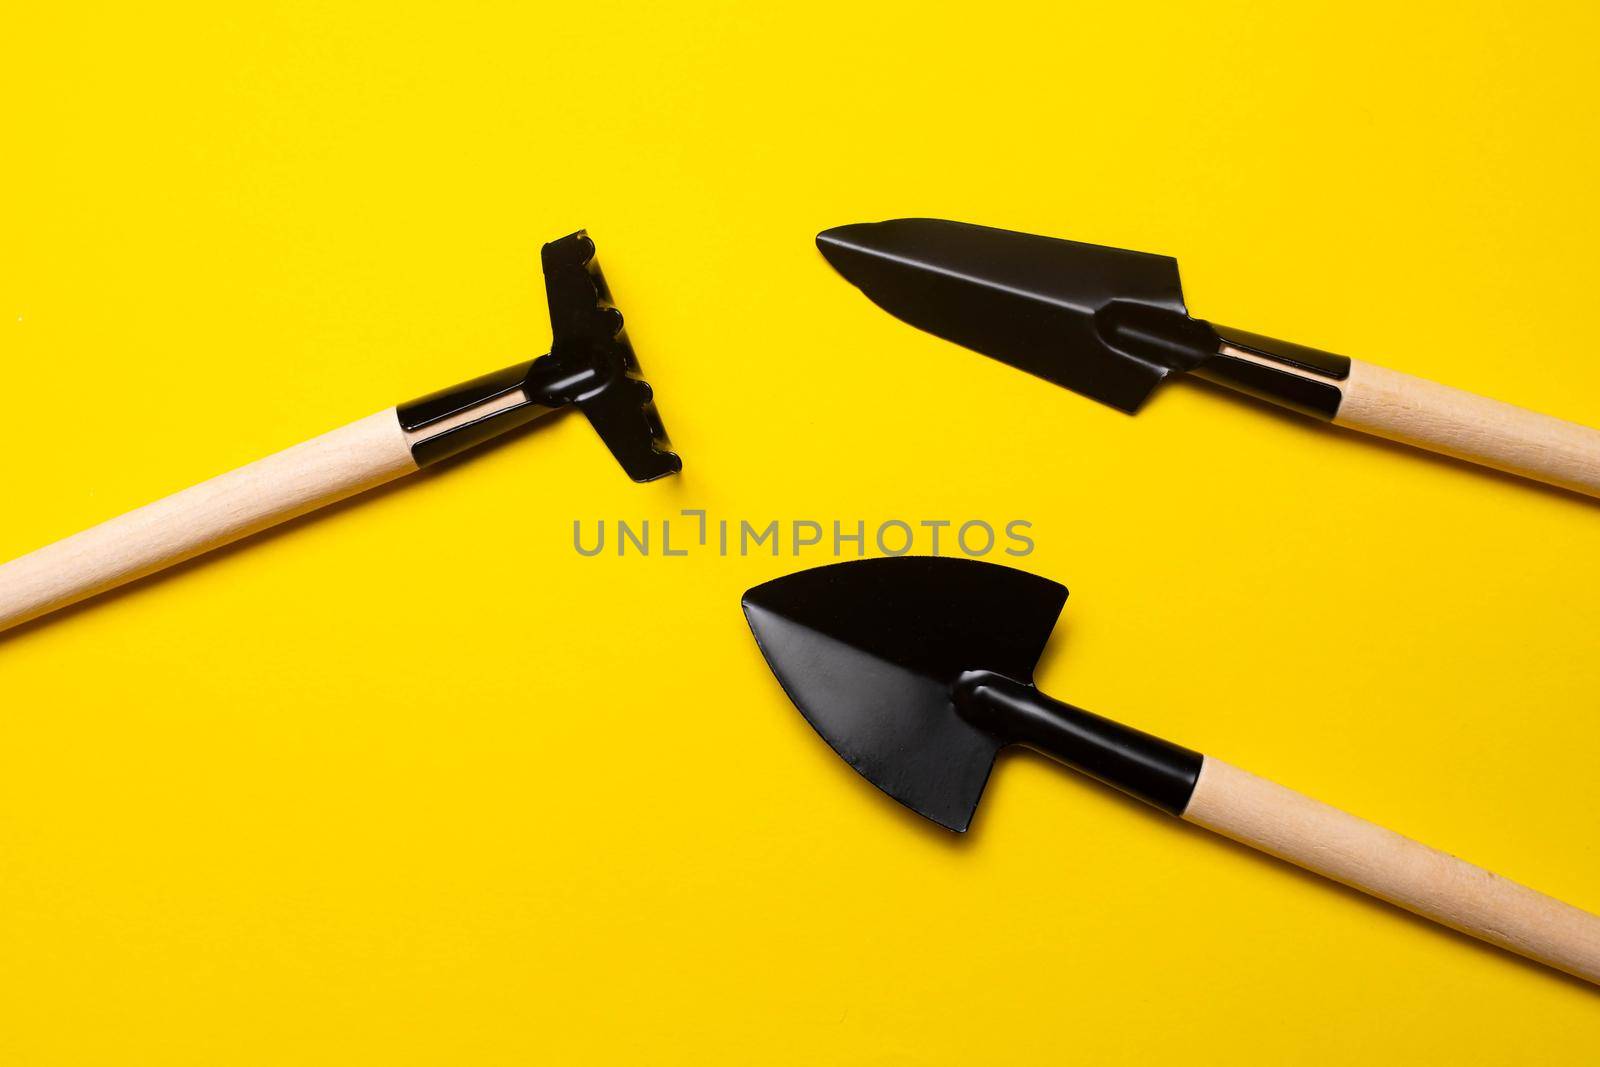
[[741, 556, 1202, 832], [742, 556, 1065, 831], [1192, 354, 1344, 420], [1212, 326, 1351, 380], [817, 219, 1215, 413], [955, 671, 1200, 816], [395, 231, 681, 480], [815, 218, 1358, 420], [1191, 325, 1349, 420], [397, 359, 552, 466]]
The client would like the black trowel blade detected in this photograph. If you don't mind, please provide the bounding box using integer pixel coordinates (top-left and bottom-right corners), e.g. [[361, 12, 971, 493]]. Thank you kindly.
[[742, 557, 1067, 831], [816, 218, 1201, 413]]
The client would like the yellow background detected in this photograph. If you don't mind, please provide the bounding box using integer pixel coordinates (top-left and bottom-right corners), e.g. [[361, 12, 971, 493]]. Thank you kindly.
[[4, 2, 1599, 1061]]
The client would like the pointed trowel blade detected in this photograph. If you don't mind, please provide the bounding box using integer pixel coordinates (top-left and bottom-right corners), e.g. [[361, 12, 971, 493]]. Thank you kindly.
[[816, 218, 1218, 413]]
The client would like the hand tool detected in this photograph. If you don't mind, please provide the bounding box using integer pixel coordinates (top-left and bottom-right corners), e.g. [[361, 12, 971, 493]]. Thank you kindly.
[[817, 218, 1600, 497], [742, 556, 1600, 984], [0, 231, 679, 634]]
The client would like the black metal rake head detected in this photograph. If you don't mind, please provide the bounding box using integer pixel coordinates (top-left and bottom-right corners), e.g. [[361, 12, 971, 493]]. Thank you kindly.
[[538, 231, 681, 482], [397, 230, 681, 480]]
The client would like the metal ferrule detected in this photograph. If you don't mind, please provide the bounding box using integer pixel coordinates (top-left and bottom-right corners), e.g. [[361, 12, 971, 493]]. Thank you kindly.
[[396, 357, 561, 468], [1194, 325, 1352, 420], [954, 670, 1203, 816]]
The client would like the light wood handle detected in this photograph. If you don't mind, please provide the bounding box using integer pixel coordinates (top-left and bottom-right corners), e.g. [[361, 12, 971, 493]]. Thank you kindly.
[[1183, 757, 1600, 984], [1334, 358, 1600, 497], [0, 409, 418, 633]]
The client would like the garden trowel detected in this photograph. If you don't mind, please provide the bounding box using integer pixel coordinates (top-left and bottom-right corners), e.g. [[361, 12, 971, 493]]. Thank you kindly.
[[0, 231, 680, 633], [817, 218, 1600, 498], [743, 556, 1600, 984]]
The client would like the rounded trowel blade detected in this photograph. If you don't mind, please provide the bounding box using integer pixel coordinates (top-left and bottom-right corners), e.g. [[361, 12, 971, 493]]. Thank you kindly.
[[742, 556, 1068, 831]]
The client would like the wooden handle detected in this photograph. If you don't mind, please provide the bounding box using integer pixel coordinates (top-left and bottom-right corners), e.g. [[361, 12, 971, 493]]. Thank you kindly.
[[1334, 358, 1600, 497], [1184, 757, 1600, 984], [0, 409, 418, 633]]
